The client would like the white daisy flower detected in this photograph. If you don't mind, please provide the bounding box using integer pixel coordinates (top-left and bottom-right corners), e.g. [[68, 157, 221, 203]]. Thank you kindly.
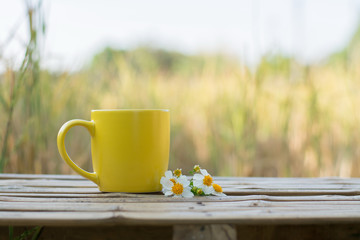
[[173, 168, 182, 178], [160, 170, 177, 193], [211, 183, 226, 196], [193, 169, 215, 195], [162, 175, 194, 198], [193, 165, 201, 173]]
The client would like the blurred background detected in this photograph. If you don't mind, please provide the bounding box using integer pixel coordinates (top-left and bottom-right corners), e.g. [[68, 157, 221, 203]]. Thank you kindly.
[[1, 0, 360, 177]]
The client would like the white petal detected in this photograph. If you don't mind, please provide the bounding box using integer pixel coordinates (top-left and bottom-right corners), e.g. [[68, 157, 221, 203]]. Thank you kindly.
[[182, 189, 194, 198], [161, 179, 173, 190], [184, 186, 194, 193], [160, 177, 167, 185], [212, 191, 226, 196], [177, 175, 189, 186], [200, 169, 209, 176], [193, 181, 205, 188], [164, 170, 173, 178], [203, 186, 215, 195], [184, 186, 192, 191], [164, 190, 174, 196], [193, 180, 203, 188], [193, 174, 203, 180]]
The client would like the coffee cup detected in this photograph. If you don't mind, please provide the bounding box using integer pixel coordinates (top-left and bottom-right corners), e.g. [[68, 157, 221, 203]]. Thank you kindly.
[[57, 109, 170, 192]]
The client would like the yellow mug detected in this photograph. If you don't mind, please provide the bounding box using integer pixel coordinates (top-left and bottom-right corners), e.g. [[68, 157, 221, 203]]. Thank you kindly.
[[57, 109, 170, 192]]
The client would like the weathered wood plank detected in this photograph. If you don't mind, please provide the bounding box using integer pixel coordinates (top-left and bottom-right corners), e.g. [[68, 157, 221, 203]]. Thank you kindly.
[[2, 176, 360, 185], [2, 174, 360, 184], [1, 174, 360, 227], [1, 185, 360, 196], [113, 210, 360, 225], [215, 177, 360, 183], [1, 200, 360, 214], [0, 179, 97, 187], [0, 174, 83, 180], [0, 211, 117, 226], [2, 179, 360, 191], [0, 192, 160, 199], [0, 185, 101, 193], [221, 184, 360, 189], [4, 177, 360, 185], [224, 189, 360, 196], [1, 175, 360, 197], [2, 207, 360, 226], [1, 194, 360, 203]]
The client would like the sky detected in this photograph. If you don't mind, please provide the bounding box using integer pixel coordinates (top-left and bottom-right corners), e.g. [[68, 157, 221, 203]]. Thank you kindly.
[[1, 0, 360, 71]]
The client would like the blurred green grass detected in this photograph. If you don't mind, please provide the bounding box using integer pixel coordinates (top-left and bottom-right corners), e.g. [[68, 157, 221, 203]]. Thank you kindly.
[[1, 4, 360, 177]]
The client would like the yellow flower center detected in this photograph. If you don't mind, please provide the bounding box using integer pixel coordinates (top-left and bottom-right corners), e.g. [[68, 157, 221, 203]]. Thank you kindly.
[[213, 183, 223, 193], [203, 175, 213, 186], [170, 178, 176, 184], [172, 183, 184, 195], [173, 169, 182, 177]]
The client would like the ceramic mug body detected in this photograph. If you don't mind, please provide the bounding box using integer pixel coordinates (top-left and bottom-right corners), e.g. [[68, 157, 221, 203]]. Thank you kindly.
[[57, 109, 170, 192]]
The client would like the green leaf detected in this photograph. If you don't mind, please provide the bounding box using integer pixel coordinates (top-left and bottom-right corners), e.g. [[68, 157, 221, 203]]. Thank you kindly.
[[31, 226, 43, 240]]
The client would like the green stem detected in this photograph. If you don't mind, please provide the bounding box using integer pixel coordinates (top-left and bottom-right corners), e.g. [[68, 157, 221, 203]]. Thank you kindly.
[[9, 226, 14, 240], [0, 74, 15, 172]]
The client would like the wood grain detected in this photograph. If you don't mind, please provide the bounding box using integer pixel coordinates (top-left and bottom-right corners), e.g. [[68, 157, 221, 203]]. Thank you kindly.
[[1, 175, 360, 196], [1, 174, 360, 226]]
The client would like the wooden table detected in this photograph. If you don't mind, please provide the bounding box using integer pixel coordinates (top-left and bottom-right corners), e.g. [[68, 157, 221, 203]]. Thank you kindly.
[[1, 174, 360, 239]]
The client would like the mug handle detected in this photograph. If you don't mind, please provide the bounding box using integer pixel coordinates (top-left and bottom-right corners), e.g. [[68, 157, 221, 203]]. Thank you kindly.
[[57, 119, 99, 185]]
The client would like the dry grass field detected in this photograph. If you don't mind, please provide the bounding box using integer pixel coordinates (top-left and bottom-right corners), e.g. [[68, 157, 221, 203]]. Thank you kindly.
[[1, 3, 360, 177]]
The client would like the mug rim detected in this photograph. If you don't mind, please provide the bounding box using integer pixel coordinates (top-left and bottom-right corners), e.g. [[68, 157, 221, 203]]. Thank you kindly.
[[91, 109, 169, 112]]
